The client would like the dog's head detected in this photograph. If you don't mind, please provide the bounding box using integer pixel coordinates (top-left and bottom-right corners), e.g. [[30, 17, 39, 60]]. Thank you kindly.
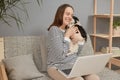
[[67, 16, 80, 28], [67, 16, 87, 41]]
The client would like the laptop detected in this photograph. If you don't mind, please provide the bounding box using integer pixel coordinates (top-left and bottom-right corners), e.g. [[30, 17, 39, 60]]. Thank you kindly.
[[58, 53, 112, 78]]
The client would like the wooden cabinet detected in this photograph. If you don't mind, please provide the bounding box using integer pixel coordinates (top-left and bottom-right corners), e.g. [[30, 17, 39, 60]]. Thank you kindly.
[[91, 0, 120, 69]]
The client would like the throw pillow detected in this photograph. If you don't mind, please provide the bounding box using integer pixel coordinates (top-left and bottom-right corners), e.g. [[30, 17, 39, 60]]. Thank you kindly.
[[3, 54, 44, 80], [33, 52, 42, 72]]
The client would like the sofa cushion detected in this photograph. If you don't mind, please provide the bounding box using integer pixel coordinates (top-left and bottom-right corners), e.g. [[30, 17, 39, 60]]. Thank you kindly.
[[33, 51, 42, 72], [39, 36, 47, 71], [79, 35, 94, 56], [4, 36, 42, 71], [3, 54, 44, 80]]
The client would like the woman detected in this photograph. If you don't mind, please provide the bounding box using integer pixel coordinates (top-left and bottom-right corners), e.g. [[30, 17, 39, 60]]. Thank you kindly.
[[47, 4, 100, 80]]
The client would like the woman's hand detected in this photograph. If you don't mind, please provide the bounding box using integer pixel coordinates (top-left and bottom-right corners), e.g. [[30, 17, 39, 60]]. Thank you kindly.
[[65, 27, 77, 38]]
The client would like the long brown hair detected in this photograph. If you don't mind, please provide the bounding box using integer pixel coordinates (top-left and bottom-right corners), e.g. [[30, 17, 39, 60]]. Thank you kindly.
[[48, 4, 74, 31]]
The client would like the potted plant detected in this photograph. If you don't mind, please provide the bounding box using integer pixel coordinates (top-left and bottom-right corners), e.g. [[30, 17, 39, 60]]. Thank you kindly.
[[112, 18, 120, 36], [0, 0, 42, 30]]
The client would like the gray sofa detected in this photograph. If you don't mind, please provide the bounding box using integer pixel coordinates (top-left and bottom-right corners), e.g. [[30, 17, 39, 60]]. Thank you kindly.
[[0, 35, 120, 80]]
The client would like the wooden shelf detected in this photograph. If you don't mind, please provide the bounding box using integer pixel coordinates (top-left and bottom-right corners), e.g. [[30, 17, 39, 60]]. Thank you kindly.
[[93, 0, 120, 69], [94, 14, 120, 18], [110, 58, 120, 67], [91, 34, 120, 39], [95, 52, 120, 57]]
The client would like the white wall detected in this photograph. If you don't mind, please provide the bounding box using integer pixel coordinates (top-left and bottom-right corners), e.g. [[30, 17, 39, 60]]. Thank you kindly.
[[0, 0, 120, 50], [0, 0, 94, 36]]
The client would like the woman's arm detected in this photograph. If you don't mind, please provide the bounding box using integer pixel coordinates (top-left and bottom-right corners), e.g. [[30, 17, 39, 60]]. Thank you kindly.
[[47, 27, 70, 64]]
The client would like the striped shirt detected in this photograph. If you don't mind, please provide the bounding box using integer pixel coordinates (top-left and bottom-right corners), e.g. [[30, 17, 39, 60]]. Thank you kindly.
[[47, 26, 84, 70]]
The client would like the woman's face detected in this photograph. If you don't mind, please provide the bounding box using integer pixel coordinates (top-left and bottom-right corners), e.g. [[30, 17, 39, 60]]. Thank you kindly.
[[62, 7, 73, 28]]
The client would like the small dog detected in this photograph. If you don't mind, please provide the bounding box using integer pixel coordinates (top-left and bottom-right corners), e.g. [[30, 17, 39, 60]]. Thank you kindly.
[[66, 16, 87, 56], [67, 16, 87, 41]]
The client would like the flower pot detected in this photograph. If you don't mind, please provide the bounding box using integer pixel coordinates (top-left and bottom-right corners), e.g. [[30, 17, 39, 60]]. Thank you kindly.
[[113, 26, 120, 36]]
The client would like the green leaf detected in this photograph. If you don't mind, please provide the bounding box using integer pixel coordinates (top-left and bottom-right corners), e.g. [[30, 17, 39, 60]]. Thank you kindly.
[[0, 0, 42, 30], [113, 18, 120, 29], [36, 0, 42, 6]]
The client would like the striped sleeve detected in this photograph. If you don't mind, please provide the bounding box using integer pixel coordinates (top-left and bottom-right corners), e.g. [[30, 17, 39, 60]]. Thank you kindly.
[[47, 26, 70, 66]]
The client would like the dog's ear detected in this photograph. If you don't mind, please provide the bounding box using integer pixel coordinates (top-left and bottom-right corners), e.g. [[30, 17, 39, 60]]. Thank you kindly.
[[73, 16, 79, 24]]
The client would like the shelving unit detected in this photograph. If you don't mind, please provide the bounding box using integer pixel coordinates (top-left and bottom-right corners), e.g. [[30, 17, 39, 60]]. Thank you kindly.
[[91, 0, 120, 69]]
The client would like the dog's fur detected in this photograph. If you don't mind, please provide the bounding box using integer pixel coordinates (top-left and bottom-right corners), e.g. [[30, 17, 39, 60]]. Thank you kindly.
[[66, 16, 87, 56], [70, 16, 87, 41]]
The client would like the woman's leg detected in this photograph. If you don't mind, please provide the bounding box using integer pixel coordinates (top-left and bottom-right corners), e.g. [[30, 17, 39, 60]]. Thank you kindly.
[[47, 67, 84, 80], [47, 67, 67, 80], [71, 77, 84, 80], [84, 74, 100, 80]]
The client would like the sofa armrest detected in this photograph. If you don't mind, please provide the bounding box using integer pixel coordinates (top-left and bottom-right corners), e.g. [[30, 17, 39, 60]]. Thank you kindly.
[[0, 61, 8, 80]]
